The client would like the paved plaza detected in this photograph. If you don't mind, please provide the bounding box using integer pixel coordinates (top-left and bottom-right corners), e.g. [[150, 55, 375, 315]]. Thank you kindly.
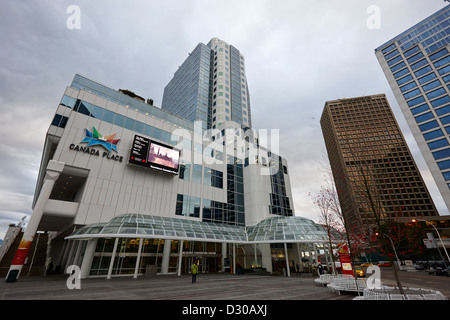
[[1, 273, 353, 300], [2, 269, 448, 302]]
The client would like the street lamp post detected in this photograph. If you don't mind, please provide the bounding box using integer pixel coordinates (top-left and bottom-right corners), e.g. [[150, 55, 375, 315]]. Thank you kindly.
[[412, 219, 450, 267], [385, 233, 401, 268], [375, 232, 401, 268]]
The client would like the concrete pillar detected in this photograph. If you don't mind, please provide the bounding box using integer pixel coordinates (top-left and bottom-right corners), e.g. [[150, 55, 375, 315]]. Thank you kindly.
[[284, 243, 290, 277], [221, 243, 227, 272], [260, 243, 272, 273], [6, 160, 64, 282], [232, 243, 236, 274], [72, 241, 84, 268], [107, 238, 119, 279], [133, 238, 143, 279], [177, 240, 184, 276], [80, 238, 97, 279], [161, 240, 171, 274]]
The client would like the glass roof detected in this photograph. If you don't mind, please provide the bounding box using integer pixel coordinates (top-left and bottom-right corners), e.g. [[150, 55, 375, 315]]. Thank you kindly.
[[69, 214, 248, 243], [67, 214, 331, 244], [246, 216, 329, 243]]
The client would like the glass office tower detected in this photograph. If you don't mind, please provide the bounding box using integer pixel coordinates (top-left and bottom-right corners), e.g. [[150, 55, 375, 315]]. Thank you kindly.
[[375, 5, 450, 212], [162, 38, 252, 130]]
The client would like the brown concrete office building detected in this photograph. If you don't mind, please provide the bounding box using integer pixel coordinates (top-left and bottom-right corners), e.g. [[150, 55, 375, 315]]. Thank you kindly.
[[320, 94, 439, 231]]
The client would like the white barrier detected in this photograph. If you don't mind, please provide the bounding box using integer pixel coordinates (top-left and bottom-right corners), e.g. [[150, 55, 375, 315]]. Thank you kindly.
[[314, 274, 353, 286], [353, 286, 448, 300], [328, 277, 367, 295]]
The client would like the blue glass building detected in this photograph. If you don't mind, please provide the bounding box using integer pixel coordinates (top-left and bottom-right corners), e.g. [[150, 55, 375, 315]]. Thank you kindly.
[[162, 38, 252, 130], [375, 5, 450, 212]]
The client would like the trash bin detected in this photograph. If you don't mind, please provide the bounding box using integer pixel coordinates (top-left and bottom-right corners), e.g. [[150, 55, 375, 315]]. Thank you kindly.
[[5, 269, 19, 283], [145, 265, 157, 278]]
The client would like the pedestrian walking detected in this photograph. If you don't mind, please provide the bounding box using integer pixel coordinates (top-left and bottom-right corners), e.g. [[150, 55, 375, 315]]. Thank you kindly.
[[318, 263, 324, 275], [191, 260, 199, 283]]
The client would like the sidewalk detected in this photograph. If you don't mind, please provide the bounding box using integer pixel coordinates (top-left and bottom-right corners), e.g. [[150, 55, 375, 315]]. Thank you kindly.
[[0, 273, 353, 300]]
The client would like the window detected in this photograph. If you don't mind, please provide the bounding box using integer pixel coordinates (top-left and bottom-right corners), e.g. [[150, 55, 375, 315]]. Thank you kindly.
[[192, 164, 202, 184], [415, 112, 434, 123], [410, 59, 428, 71], [51, 114, 69, 128], [419, 120, 439, 132], [439, 65, 450, 76], [431, 95, 450, 108], [443, 171, 450, 181], [179, 161, 191, 181], [385, 49, 399, 60], [403, 46, 420, 57], [436, 105, 450, 116], [411, 104, 430, 115], [400, 81, 417, 92], [204, 167, 223, 188], [388, 55, 403, 66], [429, 48, 449, 61], [428, 138, 449, 150], [415, 66, 432, 77], [175, 194, 200, 218], [407, 96, 425, 107], [397, 75, 413, 86], [423, 129, 444, 141], [442, 115, 450, 125], [382, 43, 396, 54], [390, 62, 406, 72], [432, 148, 450, 160], [427, 88, 446, 100], [407, 52, 424, 64], [434, 56, 450, 68], [404, 88, 421, 100], [394, 68, 410, 79], [60, 95, 76, 109], [418, 72, 437, 84], [437, 159, 450, 170]]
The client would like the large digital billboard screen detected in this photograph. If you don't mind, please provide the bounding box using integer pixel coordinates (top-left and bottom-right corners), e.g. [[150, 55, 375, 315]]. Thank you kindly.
[[129, 135, 179, 174], [148, 141, 180, 174], [129, 135, 150, 167]]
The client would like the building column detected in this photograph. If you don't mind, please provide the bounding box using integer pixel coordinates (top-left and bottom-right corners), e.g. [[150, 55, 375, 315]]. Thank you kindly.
[[284, 243, 290, 277], [260, 243, 272, 274], [177, 240, 184, 276], [6, 160, 64, 282], [72, 241, 84, 269], [107, 238, 119, 279], [161, 240, 171, 274], [133, 238, 143, 279], [221, 243, 227, 272], [232, 243, 236, 274], [80, 238, 98, 279]]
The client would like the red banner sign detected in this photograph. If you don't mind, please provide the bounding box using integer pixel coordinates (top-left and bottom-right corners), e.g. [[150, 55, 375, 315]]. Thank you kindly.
[[338, 244, 354, 277]]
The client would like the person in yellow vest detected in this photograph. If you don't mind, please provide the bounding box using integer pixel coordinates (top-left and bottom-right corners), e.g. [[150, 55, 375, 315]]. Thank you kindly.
[[191, 260, 199, 283]]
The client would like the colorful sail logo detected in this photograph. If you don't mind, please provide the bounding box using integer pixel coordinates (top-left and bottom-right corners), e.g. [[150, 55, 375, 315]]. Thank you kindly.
[[81, 127, 120, 153]]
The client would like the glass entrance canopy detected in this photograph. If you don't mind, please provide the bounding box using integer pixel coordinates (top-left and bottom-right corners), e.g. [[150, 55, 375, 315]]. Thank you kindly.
[[66, 214, 332, 244]]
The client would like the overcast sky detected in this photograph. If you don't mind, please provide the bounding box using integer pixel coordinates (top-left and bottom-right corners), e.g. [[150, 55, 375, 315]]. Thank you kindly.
[[1, 0, 449, 239]]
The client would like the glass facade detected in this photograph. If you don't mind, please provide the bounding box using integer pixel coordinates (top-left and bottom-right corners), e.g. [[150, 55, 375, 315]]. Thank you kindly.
[[375, 5, 450, 209], [71, 74, 193, 131], [161, 38, 252, 130], [161, 43, 213, 131]]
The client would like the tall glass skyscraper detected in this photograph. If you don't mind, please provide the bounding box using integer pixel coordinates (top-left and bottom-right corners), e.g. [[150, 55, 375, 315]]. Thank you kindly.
[[375, 5, 450, 212], [162, 38, 252, 130]]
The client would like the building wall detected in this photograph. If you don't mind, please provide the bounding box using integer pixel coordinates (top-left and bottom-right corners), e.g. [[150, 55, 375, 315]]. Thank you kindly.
[[162, 38, 251, 130], [321, 94, 439, 230], [38, 75, 294, 234], [375, 5, 450, 212]]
